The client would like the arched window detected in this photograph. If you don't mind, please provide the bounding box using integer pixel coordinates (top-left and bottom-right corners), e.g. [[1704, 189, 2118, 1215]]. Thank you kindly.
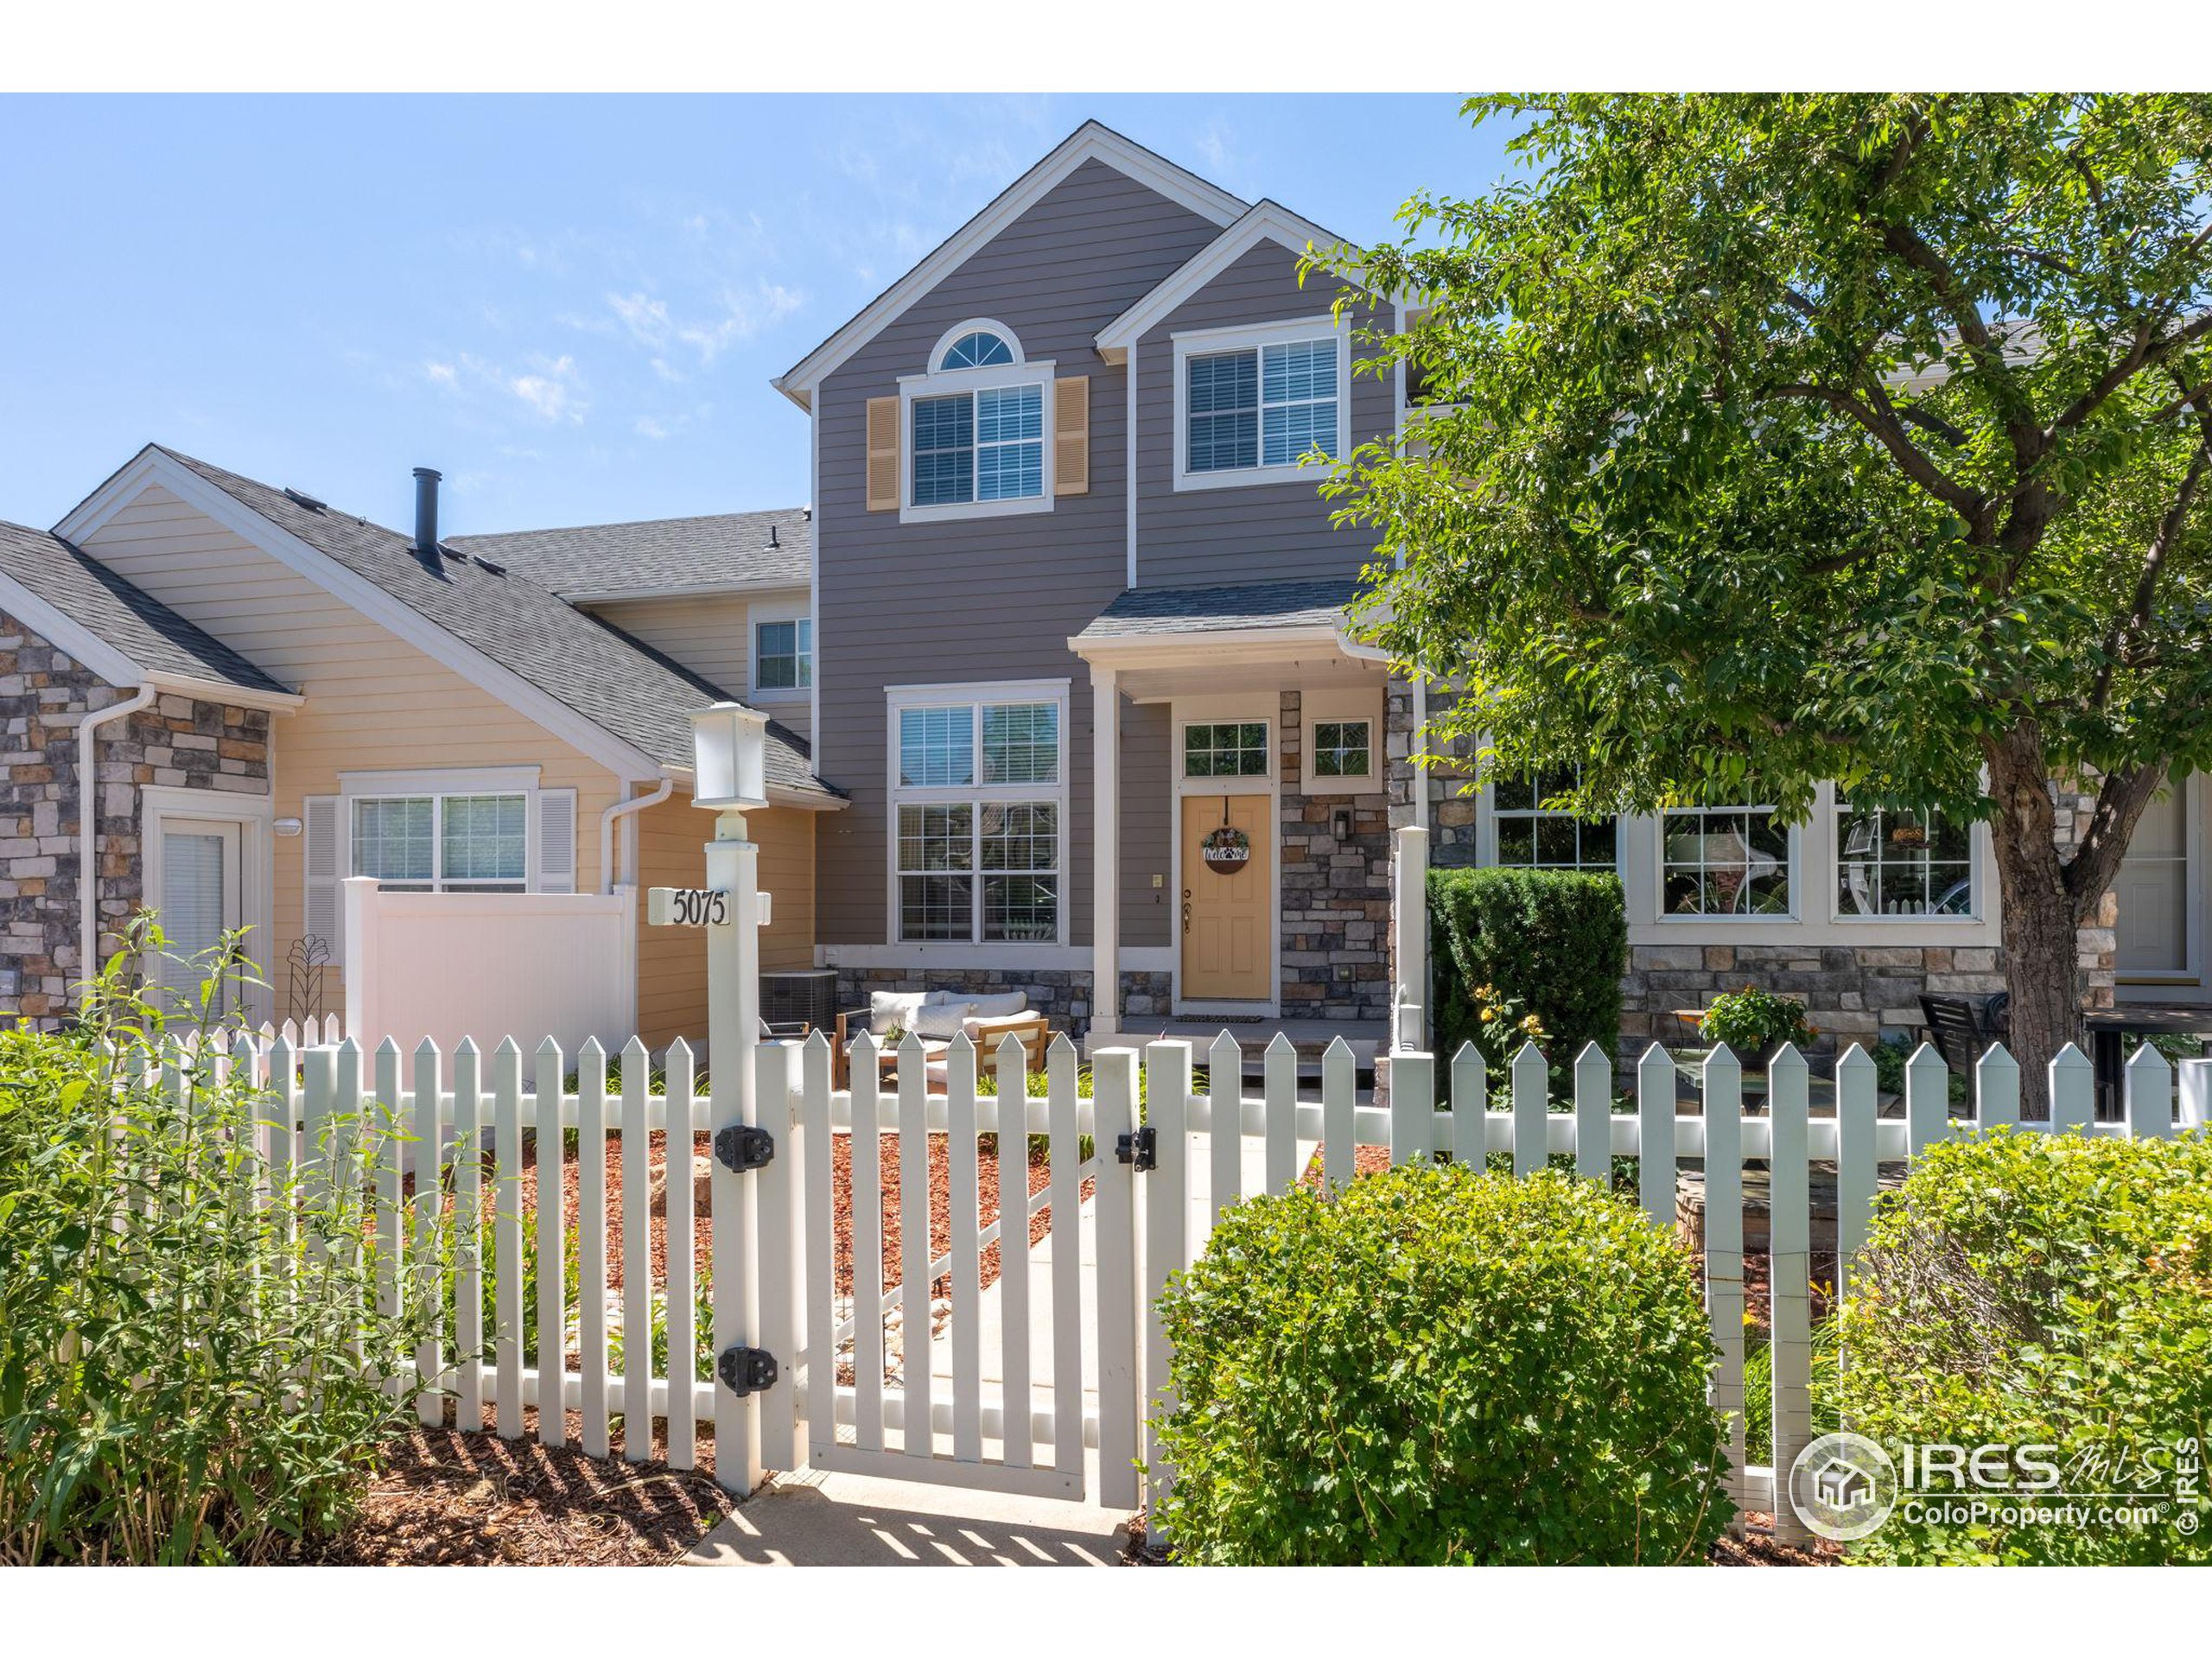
[[938, 329, 1015, 371]]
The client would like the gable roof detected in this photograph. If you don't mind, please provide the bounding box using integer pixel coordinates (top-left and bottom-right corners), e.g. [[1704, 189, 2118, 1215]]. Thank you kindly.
[[95, 447, 835, 801], [772, 120, 1247, 410], [0, 518, 295, 700], [1095, 199, 1353, 360], [450, 507, 810, 601]]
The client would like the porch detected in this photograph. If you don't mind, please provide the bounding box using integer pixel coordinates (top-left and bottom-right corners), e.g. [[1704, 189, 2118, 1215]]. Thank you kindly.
[[1068, 577, 1400, 1038]]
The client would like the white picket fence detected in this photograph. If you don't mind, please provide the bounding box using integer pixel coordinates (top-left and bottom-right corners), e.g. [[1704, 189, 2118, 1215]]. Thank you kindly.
[[189, 1022, 2205, 1545]]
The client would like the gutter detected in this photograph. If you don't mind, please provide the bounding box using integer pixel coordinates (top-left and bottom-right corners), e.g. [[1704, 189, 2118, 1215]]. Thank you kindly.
[[599, 774, 675, 895], [78, 684, 157, 1001]]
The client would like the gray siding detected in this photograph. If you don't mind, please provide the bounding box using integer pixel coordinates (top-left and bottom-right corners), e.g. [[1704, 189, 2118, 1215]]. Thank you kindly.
[[1120, 702, 1172, 948], [1134, 241, 1394, 588], [814, 158, 1225, 945]]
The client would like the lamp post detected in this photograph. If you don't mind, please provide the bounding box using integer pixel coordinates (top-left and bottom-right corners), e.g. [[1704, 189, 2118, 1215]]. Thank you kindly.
[[692, 702, 768, 1494]]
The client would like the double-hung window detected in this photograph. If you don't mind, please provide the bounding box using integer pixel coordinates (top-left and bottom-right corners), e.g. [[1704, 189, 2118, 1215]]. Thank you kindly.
[[901, 323, 1053, 518], [753, 617, 811, 695], [352, 792, 528, 893], [1177, 321, 1347, 488], [892, 686, 1066, 944]]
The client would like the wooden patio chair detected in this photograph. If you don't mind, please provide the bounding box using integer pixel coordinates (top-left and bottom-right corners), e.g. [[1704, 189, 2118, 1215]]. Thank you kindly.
[[830, 1008, 1052, 1090], [1917, 992, 2005, 1077]]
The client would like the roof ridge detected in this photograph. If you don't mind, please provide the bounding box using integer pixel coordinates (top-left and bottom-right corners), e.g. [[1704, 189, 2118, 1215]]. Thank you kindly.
[[451, 503, 810, 543]]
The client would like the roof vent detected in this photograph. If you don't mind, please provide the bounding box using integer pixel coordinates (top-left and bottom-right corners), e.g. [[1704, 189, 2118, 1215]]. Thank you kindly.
[[283, 486, 327, 512], [802, 505, 813, 522], [471, 555, 506, 575], [768, 524, 779, 549], [412, 467, 442, 557]]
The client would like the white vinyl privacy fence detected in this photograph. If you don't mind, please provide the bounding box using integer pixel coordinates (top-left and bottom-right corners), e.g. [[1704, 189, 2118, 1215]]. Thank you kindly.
[[201, 1020, 2206, 1547]]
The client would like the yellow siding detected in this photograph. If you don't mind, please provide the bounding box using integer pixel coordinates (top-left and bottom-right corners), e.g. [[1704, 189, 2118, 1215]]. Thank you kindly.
[[632, 793, 818, 1048], [78, 483, 626, 1000], [585, 589, 811, 743]]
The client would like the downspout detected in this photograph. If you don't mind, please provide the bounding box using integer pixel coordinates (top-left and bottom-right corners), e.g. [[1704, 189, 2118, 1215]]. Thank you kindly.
[[78, 683, 158, 1002], [599, 774, 674, 894]]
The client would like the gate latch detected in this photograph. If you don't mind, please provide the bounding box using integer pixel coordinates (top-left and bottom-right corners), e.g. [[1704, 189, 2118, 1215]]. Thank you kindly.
[[717, 1345, 779, 1397], [1116, 1126, 1157, 1172], [714, 1123, 776, 1173]]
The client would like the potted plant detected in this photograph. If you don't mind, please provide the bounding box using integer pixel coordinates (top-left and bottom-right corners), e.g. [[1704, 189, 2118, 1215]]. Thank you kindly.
[[1696, 986, 1816, 1070]]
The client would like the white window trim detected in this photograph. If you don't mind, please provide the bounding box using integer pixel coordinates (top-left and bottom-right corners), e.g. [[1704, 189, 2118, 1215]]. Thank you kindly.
[[897, 353, 1058, 525], [749, 600, 811, 705], [336, 765, 550, 893], [885, 679, 1071, 950], [1173, 315, 1352, 493], [1300, 687, 1382, 796]]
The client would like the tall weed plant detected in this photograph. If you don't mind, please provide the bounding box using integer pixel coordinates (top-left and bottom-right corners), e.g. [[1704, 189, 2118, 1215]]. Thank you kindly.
[[0, 922, 431, 1563]]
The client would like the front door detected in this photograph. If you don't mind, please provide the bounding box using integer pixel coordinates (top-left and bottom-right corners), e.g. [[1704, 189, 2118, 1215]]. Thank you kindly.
[[1180, 792, 1272, 1002], [156, 818, 242, 1016]]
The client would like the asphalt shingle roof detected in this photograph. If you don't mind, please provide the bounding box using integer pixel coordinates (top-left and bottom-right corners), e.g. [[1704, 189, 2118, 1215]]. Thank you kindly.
[[450, 508, 811, 599], [0, 518, 293, 696], [153, 448, 835, 798], [1073, 577, 1365, 641]]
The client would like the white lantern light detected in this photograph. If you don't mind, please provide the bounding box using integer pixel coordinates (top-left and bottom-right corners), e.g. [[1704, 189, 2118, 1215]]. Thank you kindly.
[[690, 702, 769, 812]]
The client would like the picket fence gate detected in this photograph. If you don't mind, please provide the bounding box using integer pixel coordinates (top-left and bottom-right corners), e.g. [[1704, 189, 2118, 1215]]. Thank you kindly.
[[195, 1020, 2204, 1547]]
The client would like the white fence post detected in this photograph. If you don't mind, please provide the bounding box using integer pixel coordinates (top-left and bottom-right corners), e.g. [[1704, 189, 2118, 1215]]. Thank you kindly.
[[2126, 1044, 2175, 1139], [1141, 1039, 1192, 1535], [1766, 1044, 1813, 1547], [1392, 824, 1430, 1053], [341, 877, 379, 1054], [1091, 1046, 1141, 1512], [2182, 1057, 2212, 1131], [1702, 1045, 1747, 1535]]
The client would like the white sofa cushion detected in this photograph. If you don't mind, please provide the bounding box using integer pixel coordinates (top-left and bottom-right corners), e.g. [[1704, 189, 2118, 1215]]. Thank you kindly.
[[964, 990, 1027, 1018], [912, 1000, 978, 1039], [964, 1013, 1039, 1043], [868, 989, 942, 1036]]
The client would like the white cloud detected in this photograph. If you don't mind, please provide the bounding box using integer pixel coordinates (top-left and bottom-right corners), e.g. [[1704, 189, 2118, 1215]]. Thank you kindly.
[[634, 415, 671, 440], [423, 359, 459, 388], [509, 354, 587, 424], [605, 281, 804, 370]]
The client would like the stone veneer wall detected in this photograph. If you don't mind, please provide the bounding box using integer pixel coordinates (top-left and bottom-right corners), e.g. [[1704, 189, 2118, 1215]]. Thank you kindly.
[[833, 968, 1175, 1033], [1, 610, 272, 1030], [1278, 689, 1392, 1022]]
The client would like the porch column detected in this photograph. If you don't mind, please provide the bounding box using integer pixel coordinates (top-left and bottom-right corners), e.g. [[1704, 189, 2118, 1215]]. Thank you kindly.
[[1091, 664, 1120, 1036]]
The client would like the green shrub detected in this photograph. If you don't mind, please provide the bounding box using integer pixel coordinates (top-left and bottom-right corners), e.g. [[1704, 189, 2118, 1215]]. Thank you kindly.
[[1833, 1128, 2212, 1564], [1429, 867, 1626, 1076], [0, 922, 430, 1563], [1151, 1163, 1731, 1563]]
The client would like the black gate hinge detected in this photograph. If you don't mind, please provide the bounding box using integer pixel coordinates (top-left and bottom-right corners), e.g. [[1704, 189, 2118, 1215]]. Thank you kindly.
[[717, 1345, 779, 1397], [714, 1123, 775, 1173], [1116, 1125, 1157, 1172]]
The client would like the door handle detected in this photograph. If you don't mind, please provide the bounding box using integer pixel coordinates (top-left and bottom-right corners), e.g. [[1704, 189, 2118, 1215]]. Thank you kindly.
[[1181, 899, 1192, 936]]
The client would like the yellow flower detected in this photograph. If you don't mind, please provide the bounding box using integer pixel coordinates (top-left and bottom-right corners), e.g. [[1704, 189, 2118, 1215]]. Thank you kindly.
[[1521, 1014, 1545, 1034]]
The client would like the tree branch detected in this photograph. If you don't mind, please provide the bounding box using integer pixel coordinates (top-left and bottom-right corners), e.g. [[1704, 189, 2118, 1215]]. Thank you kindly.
[[2087, 434, 2212, 713], [1758, 382, 1990, 522], [2066, 762, 2171, 925], [2052, 311, 2212, 433]]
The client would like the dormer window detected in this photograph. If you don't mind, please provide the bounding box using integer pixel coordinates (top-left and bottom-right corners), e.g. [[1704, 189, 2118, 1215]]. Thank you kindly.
[[939, 329, 1014, 371]]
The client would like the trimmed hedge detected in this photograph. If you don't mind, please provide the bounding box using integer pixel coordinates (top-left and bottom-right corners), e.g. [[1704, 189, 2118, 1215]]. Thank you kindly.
[[1429, 866, 1627, 1068], [1833, 1128, 2212, 1564], [1151, 1164, 1732, 1563]]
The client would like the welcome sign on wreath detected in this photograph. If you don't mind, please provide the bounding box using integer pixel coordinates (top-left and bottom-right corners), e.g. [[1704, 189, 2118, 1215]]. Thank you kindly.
[[1200, 823, 1252, 874]]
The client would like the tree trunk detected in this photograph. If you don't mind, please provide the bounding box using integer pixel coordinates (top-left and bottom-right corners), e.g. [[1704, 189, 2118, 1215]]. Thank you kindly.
[[1986, 728, 2082, 1116]]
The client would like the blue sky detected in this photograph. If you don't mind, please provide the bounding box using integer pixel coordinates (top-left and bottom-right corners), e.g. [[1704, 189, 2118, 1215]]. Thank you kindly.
[[0, 94, 1517, 536]]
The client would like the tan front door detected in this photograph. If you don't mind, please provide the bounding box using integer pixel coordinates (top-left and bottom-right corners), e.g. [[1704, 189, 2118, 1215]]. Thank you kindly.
[[1181, 792, 1272, 1001]]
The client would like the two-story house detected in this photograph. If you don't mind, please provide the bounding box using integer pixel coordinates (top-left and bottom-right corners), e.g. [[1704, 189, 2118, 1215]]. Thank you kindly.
[[779, 121, 2188, 1065], [778, 122, 1404, 1053]]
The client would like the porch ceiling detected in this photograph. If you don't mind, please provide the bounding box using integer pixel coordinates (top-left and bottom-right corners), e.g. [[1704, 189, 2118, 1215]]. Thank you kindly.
[[1099, 644, 1384, 702]]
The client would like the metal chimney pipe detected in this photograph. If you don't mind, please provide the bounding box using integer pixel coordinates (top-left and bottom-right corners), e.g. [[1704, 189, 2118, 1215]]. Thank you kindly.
[[412, 467, 442, 555]]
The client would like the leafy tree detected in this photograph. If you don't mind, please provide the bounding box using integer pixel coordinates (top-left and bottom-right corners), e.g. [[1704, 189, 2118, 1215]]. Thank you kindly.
[[1321, 95, 2212, 1100]]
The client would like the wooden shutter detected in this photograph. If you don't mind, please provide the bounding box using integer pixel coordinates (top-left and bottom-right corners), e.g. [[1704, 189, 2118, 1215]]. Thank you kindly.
[[865, 396, 900, 512], [1054, 375, 1090, 495], [302, 795, 340, 950], [536, 788, 577, 893]]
